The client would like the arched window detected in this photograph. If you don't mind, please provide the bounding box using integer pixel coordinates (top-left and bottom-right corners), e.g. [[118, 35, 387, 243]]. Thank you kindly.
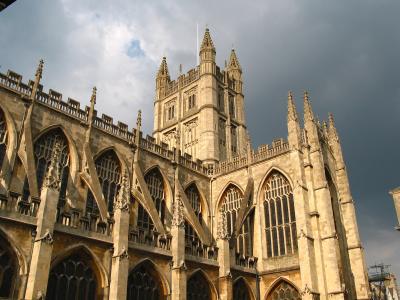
[[185, 183, 202, 223], [0, 236, 16, 298], [144, 169, 166, 224], [233, 278, 251, 300], [24, 129, 70, 203], [263, 171, 297, 258], [137, 202, 154, 231], [47, 252, 97, 300], [266, 281, 300, 300], [85, 150, 121, 214], [127, 261, 164, 300], [221, 185, 253, 256], [0, 110, 8, 168], [187, 271, 211, 300]]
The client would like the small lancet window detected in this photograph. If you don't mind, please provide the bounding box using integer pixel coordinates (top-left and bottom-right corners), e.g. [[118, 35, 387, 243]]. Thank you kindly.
[[263, 171, 297, 258]]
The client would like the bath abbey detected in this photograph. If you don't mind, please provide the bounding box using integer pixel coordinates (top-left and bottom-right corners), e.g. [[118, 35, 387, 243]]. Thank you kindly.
[[0, 28, 371, 299]]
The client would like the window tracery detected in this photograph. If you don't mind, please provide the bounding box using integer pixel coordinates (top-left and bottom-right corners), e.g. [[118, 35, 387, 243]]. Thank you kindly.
[[267, 281, 300, 300], [221, 185, 253, 256], [185, 183, 202, 223], [263, 171, 297, 258], [187, 272, 211, 300], [233, 278, 251, 300], [137, 202, 154, 231], [47, 253, 97, 300], [0, 110, 7, 168], [144, 169, 166, 224], [127, 263, 162, 300], [0, 238, 16, 298], [85, 150, 121, 215]]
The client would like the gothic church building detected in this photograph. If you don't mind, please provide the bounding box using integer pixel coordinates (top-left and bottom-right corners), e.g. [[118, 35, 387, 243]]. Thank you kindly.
[[0, 28, 370, 299]]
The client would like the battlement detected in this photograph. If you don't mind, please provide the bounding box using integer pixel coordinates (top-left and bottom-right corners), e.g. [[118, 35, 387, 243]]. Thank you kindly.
[[164, 66, 200, 97]]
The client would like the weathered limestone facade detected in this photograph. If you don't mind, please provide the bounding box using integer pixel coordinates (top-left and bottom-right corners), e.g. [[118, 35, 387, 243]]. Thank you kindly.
[[0, 29, 370, 300]]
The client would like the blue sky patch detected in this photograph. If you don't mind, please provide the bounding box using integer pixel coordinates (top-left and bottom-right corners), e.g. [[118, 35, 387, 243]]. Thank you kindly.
[[126, 39, 145, 58]]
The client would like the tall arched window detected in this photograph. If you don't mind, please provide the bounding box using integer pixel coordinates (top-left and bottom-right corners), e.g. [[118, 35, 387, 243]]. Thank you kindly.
[[0, 110, 8, 168], [85, 150, 121, 214], [0, 236, 16, 298], [263, 171, 297, 258], [187, 271, 211, 300], [137, 202, 154, 231], [127, 261, 164, 300], [144, 169, 166, 224], [24, 129, 70, 203], [221, 185, 253, 256], [233, 278, 251, 300], [47, 252, 97, 300], [266, 281, 300, 300], [185, 183, 202, 223]]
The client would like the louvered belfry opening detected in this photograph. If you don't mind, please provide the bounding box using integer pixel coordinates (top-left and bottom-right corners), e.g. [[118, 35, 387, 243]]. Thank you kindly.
[[263, 171, 297, 258]]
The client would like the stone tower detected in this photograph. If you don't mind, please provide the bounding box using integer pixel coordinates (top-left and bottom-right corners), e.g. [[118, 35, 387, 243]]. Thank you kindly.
[[153, 28, 247, 165]]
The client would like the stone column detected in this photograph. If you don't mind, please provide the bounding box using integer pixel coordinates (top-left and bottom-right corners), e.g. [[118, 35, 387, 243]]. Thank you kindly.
[[171, 193, 187, 300], [328, 115, 370, 299], [25, 142, 61, 300], [109, 172, 131, 300], [217, 207, 232, 300]]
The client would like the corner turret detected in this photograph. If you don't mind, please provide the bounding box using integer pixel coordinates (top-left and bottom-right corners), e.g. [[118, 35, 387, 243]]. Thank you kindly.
[[199, 28, 216, 75]]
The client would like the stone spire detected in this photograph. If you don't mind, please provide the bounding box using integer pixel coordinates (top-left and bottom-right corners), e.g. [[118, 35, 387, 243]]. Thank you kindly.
[[287, 91, 298, 122], [217, 208, 229, 240], [200, 28, 215, 51], [228, 49, 241, 71], [157, 56, 170, 79], [303, 91, 315, 122], [114, 171, 130, 211], [43, 139, 61, 191], [172, 193, 184, 227]]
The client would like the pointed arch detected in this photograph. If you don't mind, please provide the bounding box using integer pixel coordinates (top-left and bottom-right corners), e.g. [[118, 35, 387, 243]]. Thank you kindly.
[[93, 146, 130, 174], [264, 277, 300, 300], [261, 169, 297, 258], [187, 269, 218, 300], [184, 182, 204, 222], [128, 258, 170, 300], [215, 181, 245, 213], [144, 166, 170, 225], [48, 243, 108, 300], [184, 180, 211, 219], [233, 276, 255, 300], [86, 149, 122, 214], [0, 225, 27, 299], [256, 166, 294, 204]]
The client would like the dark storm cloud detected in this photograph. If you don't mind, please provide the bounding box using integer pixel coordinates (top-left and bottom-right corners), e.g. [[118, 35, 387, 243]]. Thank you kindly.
[[1, 0, 399, 275]]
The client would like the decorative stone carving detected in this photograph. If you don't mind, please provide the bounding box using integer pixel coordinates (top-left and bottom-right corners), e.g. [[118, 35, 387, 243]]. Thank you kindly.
[[171, 193, 184, 227], [113, 246, 129, 260], [43, 140, 61, 191], [217, 207, 229, 240], [114, 172, 130, 212], [35, 229, 54, 245]]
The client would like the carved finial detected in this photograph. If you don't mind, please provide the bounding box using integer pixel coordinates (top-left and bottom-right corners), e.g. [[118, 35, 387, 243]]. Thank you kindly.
[[43, 139, 62, 191], [157, 56, 169, 78], [200, 27, 215, 51], [90, 86, 97, 105], [287, 91, 298, 121], [217, 207, 230, 240], [136, 110, 142, 129], [328, 113, 339, 142], [303, 90, 314, 122], [172, 193, 184, 227], [114, 171, 130, 212], [35, 59, 44, 81], [322, 120, 328, 136], [228, 48, 241, 71]]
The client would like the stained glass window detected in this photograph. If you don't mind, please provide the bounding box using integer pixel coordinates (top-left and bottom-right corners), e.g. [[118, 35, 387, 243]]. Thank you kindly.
[[144, 169, 166, 224]]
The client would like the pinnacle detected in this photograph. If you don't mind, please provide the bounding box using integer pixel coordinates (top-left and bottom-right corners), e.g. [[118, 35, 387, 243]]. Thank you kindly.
[[287, 91, 298, 121], [303, 90, 315, 122], [200, 27, 215, 50], [157, 56, 169, 78], [136, 110, 142, 128], [43, 139, 62, 191], [90, 86, 97, 105], [35, 58, 44, 80], [228, 48, 241, 70]]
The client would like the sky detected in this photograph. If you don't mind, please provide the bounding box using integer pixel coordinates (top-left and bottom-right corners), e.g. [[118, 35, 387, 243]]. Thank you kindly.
[[1, 0, 399, 277]]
